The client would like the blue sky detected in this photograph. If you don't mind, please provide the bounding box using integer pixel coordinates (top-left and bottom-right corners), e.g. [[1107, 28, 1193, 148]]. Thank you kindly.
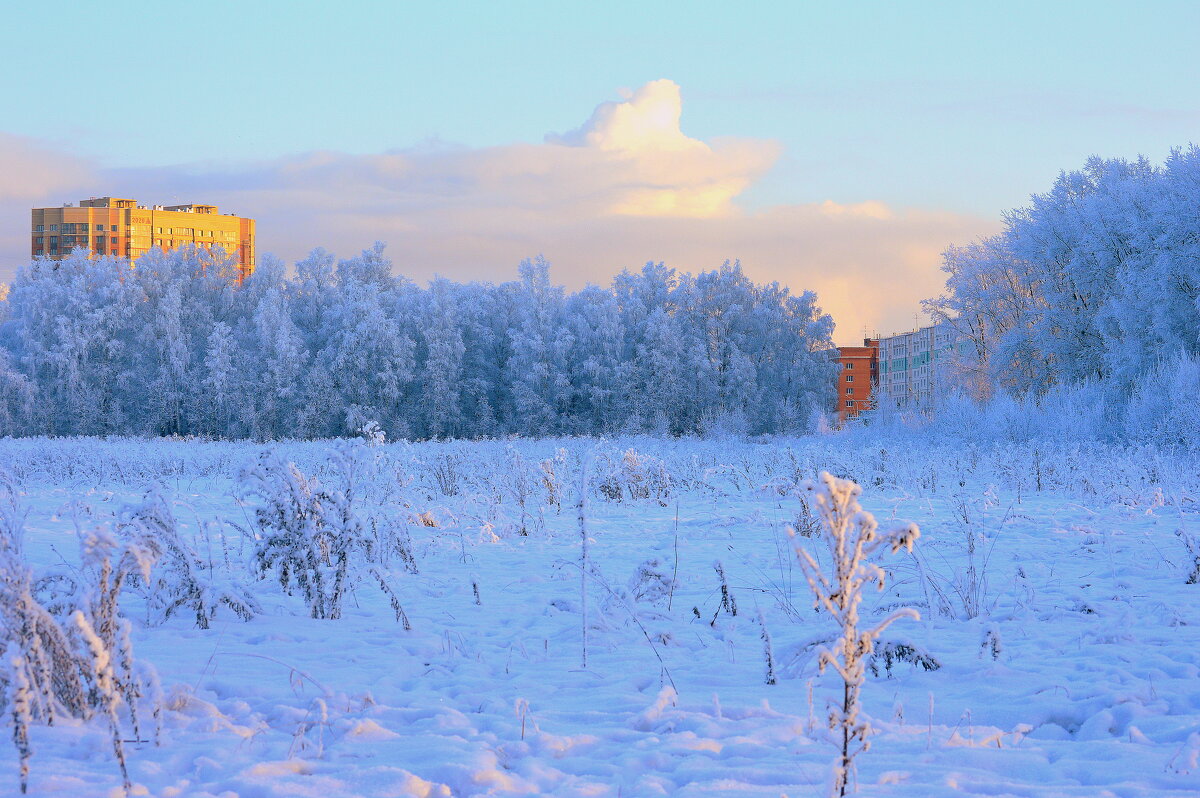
[[2, 1, 1198, 340]]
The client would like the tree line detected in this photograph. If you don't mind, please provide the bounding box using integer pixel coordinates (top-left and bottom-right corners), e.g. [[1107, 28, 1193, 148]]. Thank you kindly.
[[0, 246, 837, 439]]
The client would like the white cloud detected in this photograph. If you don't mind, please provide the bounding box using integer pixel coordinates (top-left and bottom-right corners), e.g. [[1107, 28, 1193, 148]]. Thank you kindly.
[[0, 81, 997, 343], [551, 79, 707, 154]]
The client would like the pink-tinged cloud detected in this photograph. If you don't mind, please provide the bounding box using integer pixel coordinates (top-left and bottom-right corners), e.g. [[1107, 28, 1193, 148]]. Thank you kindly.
[[0, 133, 101, 271], [0, 81, 997, 342]]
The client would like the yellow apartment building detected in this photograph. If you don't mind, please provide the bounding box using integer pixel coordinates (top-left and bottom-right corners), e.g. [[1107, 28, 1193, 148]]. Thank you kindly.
[[31, 197, 255, 277]]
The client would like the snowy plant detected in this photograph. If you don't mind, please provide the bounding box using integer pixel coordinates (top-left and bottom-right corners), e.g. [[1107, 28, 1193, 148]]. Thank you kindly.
[[0, 474, 160, 795], [116, 488, 262, 629], [759, 610, 777, 686], [597, 448, 673, 505], [506, 446, 535, 536], [950, 486, 1000, 619], [539, 448, 568, 512], [710, 560, 738, 624], [577, 455, 591, 669], [627, 558, 676, 606], [1176, 529, 1200, 584], [358, 420, 386, 446], [865, 640, 941, 677], [239, 448, 410, 627], [793, 471, 921, 797], [430, 448, 464, 497], [980, 623, 1002, 661], [595, 559, 677, 631]]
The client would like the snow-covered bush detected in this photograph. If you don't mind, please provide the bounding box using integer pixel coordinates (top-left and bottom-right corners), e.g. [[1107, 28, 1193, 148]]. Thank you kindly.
[[866, 640, 941, 677], [948, 487, 1000, 619], [505, 446, 536, 536], [627, 558, 676, 606], [539, 448, 568, 512], [239, 448, 411, 627], [595, 558, 677, 627], [1177, 530, 1200, 585], [596, 448, 673, 505], [0, 473, 160, 795], [117, 488, 262, 629], [794, 471, 921, 797]]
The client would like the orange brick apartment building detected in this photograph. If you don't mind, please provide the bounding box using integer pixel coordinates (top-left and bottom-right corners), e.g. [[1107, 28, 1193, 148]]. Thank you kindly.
[[835, 338, 879, 421], [31, 197, 255, 278]]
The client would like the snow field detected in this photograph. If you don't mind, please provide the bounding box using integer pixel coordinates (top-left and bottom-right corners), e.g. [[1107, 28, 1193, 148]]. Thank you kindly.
[[1, 435, 1199, 797]]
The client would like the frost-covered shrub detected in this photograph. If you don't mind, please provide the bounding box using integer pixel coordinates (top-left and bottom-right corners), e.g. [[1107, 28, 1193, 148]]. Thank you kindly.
[[539, 448, 568, 512], [1177, 530, 1200, 585], [711, 560, 738, 624], [0, 473, 160, 795], [1126, 353, 1200, 450], [759, 611, 777, 685], [428, 447, 466, 497], [117, 488, 261, 629], [792, 493, 822, 538], [627, 558, 675, 606], [239, 447, 411, 627], [866, 640, 941, 678], [596, 448, 672, 505], [948, 487, 1000, 619], [505, 446, 536, 536], [908, 485, 1004, 620], [596, 557, 678, 627], [794, 471, 920, 797]]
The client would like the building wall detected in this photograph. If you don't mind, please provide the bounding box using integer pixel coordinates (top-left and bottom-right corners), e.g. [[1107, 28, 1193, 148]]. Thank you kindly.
[[876, 321, 961, 409], [31, 197, 255, 278], [835, 338, 878, 421]]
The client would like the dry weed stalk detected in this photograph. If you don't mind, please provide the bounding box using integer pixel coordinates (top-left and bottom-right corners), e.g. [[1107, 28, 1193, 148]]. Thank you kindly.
[[794, 471, 920, 797]]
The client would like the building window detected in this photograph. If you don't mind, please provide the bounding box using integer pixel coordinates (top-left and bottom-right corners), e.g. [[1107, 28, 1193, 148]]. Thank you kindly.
[[845, 387, 853, 395], [844, 361, 853, 369], [50, 224, 58, 232], [845, 374, 854, 382], [845, 400, 854, 407], [35, 224, 44, 232]]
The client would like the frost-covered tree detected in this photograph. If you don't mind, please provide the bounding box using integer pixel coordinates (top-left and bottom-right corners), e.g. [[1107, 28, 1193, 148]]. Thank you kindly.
[[0, 244, 837, 439], [564, 285, 628, 434], [251, 287, 308, 439], [506, 257, 574, 436], [201, 322, 239, 438], [417, 278, 466, 439], [928, 146, 1200, 406]]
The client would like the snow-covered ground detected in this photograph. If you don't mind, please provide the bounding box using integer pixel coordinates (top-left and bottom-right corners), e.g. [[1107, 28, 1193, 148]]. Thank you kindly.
[[2, 436, 1199, 797]]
